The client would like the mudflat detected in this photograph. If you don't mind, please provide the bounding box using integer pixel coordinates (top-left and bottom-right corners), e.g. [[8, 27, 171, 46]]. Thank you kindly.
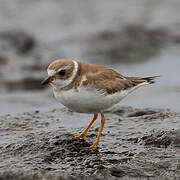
[[0, 106, 180, 179]]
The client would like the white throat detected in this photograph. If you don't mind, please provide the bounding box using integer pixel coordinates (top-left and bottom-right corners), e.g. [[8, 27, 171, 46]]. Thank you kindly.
[[51, 60, 79, 89]]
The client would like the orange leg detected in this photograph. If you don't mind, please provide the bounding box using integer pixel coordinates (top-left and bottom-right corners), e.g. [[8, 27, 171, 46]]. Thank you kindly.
[[72, 113, 98, 142], [85, 113, 106, 149]]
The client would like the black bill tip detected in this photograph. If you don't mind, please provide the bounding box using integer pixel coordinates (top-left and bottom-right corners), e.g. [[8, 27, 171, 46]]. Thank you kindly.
[[41, 77, 50, 85]]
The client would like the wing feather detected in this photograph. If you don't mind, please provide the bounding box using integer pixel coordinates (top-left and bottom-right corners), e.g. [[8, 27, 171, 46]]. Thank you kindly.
[[82, 68, 133, 94], [82, 68, 158, 94]]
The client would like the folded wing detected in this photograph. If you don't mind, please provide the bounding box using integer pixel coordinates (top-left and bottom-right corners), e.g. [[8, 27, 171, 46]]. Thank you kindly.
[[82, 68, 158, 94]]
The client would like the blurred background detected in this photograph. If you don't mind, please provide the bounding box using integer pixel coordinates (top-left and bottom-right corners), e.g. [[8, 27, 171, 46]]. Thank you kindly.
[[0, 0, 179, 115]]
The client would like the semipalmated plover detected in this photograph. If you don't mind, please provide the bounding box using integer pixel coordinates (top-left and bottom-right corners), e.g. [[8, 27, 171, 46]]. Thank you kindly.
[[42, 59, 158, 149]]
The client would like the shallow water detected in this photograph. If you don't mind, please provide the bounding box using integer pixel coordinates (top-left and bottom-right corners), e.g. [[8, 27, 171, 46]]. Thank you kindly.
[[0, 46, 179, 115], [0, 0, 179, 115]]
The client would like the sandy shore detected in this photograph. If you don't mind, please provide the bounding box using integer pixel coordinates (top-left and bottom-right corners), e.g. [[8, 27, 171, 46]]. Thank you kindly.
[[0, 106, 180, 179]]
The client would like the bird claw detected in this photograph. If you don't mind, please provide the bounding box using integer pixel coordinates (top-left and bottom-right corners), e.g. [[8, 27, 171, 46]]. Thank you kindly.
[[70, 133, 87, 142], [84, 142, 98, 149], [69, 133, 99, 149]]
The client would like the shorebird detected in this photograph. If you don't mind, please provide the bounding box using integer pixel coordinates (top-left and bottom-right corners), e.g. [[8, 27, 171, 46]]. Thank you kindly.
[[41, 59, 158, 149]]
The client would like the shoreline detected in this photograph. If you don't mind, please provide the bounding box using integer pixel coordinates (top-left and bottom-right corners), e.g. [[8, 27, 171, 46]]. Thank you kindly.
[[0, 107, 180, 179]]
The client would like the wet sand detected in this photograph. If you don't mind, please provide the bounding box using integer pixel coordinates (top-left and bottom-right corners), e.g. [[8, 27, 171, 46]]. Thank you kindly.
[[0, 107, 180, 179]]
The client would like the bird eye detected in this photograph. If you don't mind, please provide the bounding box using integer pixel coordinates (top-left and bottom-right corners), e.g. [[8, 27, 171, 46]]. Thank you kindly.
[[58, 69, 66, 76]]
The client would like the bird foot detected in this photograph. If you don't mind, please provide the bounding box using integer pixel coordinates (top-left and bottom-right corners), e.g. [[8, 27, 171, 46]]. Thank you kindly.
[[84, 142, 98, 149], [70, 133, 87, 142]]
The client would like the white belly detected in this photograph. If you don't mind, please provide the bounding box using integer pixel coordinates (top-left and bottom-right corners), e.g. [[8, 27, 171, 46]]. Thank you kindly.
[[53, 86, 138, 113]]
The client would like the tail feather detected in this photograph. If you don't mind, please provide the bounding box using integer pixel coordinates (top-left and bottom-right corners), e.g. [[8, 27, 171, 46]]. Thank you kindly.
[[126, 76, 160, 86], [142, 76, 160, 84]]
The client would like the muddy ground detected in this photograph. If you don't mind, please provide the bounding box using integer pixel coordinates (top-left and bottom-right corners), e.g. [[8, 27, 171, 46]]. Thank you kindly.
[[0, 106, 180, 179]]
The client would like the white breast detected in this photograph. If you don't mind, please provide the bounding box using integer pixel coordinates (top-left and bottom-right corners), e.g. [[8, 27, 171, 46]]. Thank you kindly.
[[53, 82, 147, 113]]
